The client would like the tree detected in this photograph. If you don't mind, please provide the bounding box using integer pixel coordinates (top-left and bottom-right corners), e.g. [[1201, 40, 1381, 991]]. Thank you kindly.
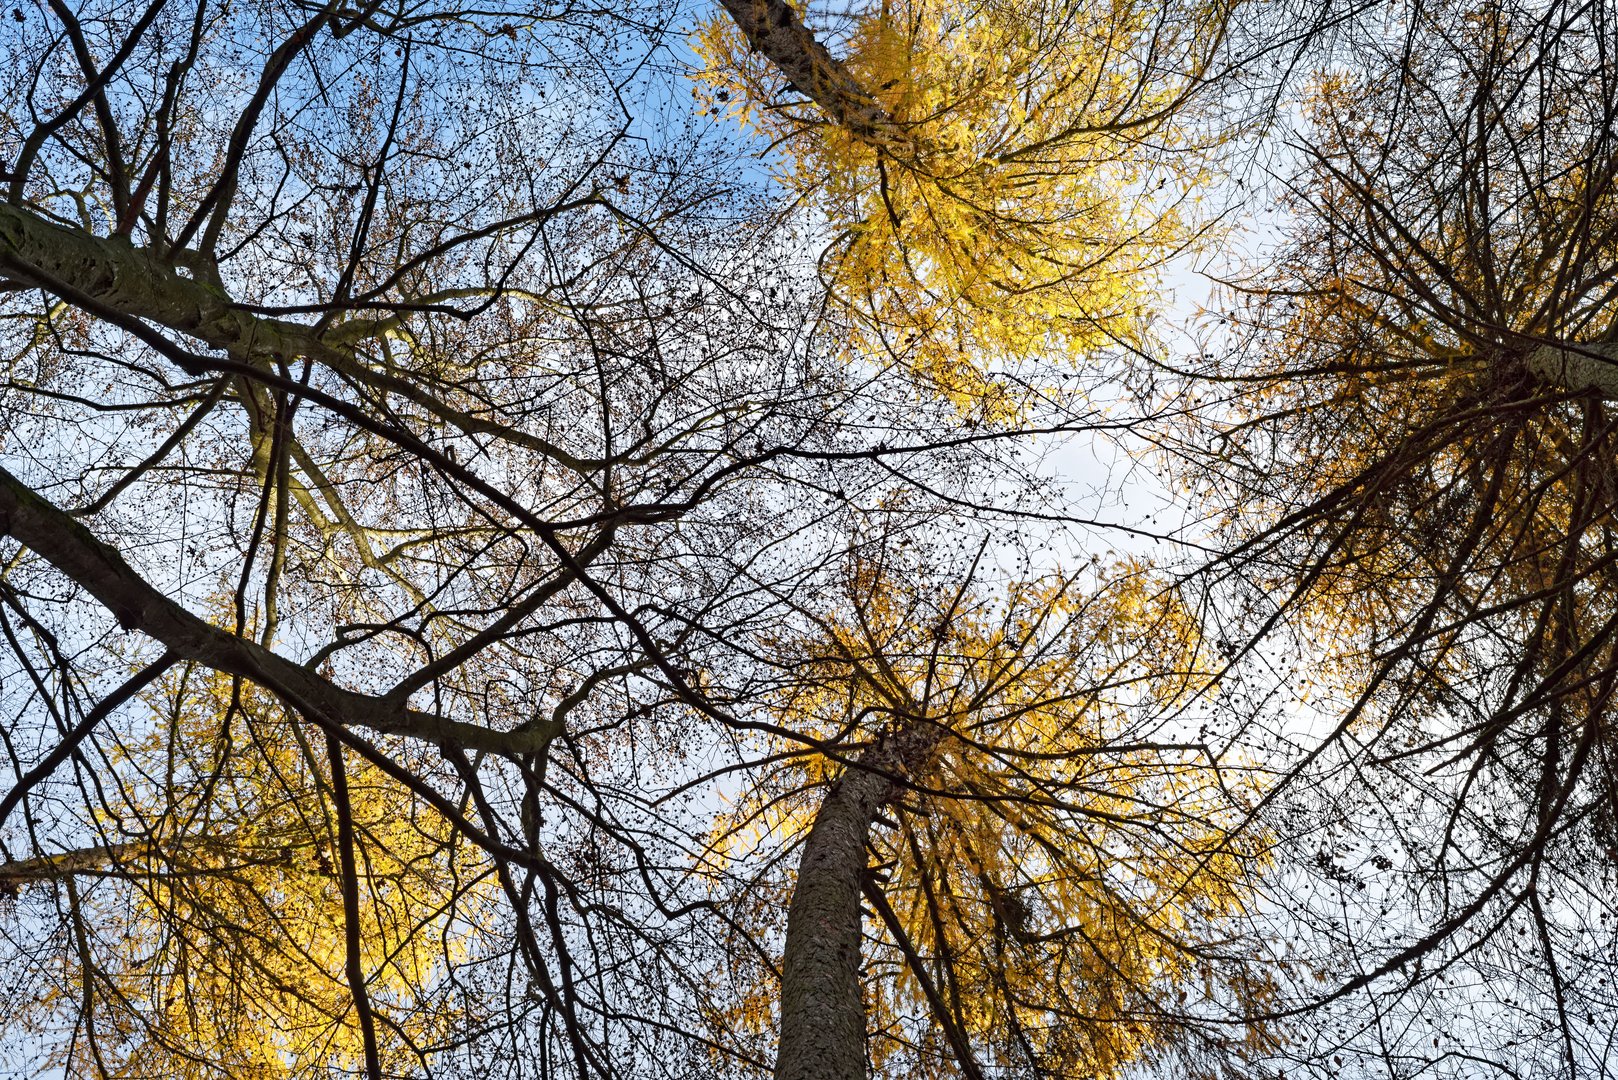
[[699, 551, 1273, 1080], [1165, 0, 1618, 1072], [3, 663, 490, 1077], [0, 0, 1256, 1077], [696, 0, 1234, 413], [25, 0, 1617, 1075]]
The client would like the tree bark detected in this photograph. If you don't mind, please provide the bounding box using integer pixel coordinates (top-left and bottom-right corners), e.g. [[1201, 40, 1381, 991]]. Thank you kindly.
[[774, 727, 938, 1080], [0, 203, 349, 362], [716, 0, 918, 159], [1526, 341, 1618, 399]]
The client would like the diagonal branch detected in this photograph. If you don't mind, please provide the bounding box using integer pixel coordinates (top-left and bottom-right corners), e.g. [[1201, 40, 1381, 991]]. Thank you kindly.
[[862, 876, 988, 1080], [0, 201, 604, 471], [0, 466, 556, 756], [0, 652, 177, 837]]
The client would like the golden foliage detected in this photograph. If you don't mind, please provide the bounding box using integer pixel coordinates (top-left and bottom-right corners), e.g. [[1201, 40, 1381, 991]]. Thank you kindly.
[[1189, 0, 1618, 743], [696, 0, 1225, 415], [704, 560, 1272, 1075], [37, 668, 492, 1079]]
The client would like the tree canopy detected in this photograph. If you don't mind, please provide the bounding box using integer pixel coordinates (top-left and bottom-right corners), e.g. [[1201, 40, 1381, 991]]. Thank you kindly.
[[696, 0, 1228, 413], [3, 0, 1617, 1078]]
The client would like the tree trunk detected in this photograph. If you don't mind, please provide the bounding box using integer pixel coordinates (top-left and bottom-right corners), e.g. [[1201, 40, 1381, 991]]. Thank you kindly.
[[773, 727, 937, 1080], [715, 0, 917, 159], [1526, 342, 1618, 398]]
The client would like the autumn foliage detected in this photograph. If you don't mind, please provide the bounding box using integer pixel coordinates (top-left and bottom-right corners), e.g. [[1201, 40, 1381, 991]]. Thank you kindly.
[[697, 0, 1224, 413]]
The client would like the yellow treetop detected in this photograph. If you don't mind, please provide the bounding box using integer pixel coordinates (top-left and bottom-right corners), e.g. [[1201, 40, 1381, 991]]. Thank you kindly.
[[698, 0, 1226, 415], [35, 668, 492, 1079], [703, 559, 1273, 1076]]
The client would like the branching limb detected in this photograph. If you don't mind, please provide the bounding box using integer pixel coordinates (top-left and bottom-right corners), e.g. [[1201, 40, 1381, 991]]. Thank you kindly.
[[0, 465, 558, 756]]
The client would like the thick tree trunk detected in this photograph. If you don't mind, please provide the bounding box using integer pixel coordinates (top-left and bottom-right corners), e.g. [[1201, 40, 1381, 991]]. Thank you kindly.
[[1527, 342, 1618, 399], [715, 0, 917, 159], [773, 727, 938, 1080], [774, 763, 890, 1080]]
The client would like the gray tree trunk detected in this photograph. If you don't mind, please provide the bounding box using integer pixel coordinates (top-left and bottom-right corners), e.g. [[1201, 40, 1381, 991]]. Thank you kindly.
[[773, 727, 938, 1080], [1526, 342, 1618, 398], [715, 0, 917, 158]]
